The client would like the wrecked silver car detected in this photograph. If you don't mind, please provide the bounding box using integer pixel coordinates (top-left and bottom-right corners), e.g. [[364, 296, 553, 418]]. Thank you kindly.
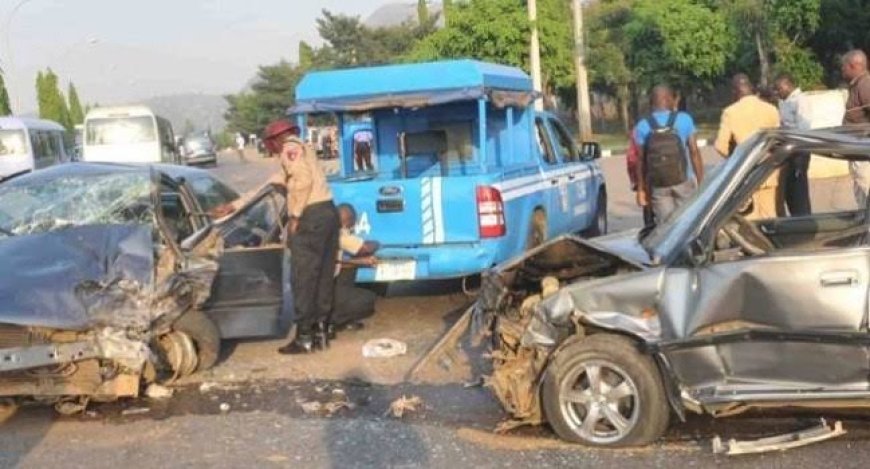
[[475, 126, 870, 447], [0, 164, 290, 411]]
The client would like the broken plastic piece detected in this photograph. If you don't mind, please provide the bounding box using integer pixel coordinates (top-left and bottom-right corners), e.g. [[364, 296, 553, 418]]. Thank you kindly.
[[145, 384, 174, 399], [712, 419, 846, 455], [362, 338, 408, 358]]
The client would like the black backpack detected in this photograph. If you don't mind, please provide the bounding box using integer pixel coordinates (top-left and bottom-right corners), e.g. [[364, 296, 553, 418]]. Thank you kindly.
[[644, 113, 687, 188]]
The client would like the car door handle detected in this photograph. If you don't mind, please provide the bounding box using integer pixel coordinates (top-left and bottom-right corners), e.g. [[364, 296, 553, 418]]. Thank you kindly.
[[568, 174, 576, 181], [820, 270, 859, 287], [550, 179, 559, 186]]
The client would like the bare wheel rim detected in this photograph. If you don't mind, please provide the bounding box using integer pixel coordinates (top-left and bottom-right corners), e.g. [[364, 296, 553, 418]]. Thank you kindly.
[[558, 359, 640, 444]]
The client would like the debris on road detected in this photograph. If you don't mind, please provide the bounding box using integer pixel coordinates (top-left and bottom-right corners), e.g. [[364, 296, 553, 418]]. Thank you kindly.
[[145, 384, 174, 399], [219, 403, 231, 413], [362, 338, 408, 358], [386, 395, 422, 418], [199, 381, 242, 393], [712, 419, 846, 455], [121, 407, 150, 416], [299, 400, 322, 415]]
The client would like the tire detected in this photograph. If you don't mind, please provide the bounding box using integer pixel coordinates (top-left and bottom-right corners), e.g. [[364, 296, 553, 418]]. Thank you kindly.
[[583, 190, 608, 238], [527, 209, 548, 249], [542, 334, 670, 447], [173, 310, 221, 371]]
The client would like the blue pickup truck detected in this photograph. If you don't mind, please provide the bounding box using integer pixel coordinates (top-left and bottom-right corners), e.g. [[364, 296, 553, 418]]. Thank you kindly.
[[289, 60, 606, 283]]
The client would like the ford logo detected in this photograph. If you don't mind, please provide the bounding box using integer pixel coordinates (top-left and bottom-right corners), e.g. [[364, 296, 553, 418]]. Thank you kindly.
[[379, 185, 402, 197]]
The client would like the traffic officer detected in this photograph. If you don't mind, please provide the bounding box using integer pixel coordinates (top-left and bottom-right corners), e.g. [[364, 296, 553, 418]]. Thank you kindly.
[[215, 120, 339, 354], [270, 120, 339, 354]]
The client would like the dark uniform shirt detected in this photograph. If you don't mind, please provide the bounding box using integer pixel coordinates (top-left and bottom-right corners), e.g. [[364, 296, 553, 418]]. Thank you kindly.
[[844, 73, 870, 124]]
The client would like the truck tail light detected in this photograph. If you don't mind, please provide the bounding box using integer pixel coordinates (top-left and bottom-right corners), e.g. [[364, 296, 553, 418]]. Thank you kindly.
[[476, 186, 506, 238]]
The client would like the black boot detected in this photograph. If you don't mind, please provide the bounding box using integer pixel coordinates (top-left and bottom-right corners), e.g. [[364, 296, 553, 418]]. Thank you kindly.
[[278, 332, 316, 355], [314, 322, 333, 349]]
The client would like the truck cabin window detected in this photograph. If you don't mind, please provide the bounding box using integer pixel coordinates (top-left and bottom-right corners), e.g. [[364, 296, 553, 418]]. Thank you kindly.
[[400, 122, 474, 178], [535, 118, 557, 165]]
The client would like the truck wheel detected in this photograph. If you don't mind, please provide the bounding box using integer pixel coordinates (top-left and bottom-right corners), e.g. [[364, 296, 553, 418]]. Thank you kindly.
[[583, 191, 607, 238], [541, 334, 670, 447], [527, 210, 548, 249], [172, 310, 221, 372]]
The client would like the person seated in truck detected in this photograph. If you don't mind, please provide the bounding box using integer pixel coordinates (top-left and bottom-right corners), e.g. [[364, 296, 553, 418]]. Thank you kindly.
[[353, 130, 375, 172]]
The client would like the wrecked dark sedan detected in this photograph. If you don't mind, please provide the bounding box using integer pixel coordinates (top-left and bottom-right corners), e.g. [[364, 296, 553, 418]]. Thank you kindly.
[[475, 125, 870, 447], [0, 163, 290, 412]]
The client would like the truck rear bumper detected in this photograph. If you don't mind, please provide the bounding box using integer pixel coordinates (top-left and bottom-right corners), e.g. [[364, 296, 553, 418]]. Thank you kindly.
[[355, 242, 499, 282]]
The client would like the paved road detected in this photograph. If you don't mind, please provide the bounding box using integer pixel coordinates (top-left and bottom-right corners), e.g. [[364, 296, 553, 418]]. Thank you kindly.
[[3, 150, 867, 468]]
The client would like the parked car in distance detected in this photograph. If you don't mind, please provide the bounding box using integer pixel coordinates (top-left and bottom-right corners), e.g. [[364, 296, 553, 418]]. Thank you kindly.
[[82, 106, 180, 165], [0, 163, 290, 412], [180, 133, 218, 167], [476, 126, 870, 447], [0, 117, 71, 181]]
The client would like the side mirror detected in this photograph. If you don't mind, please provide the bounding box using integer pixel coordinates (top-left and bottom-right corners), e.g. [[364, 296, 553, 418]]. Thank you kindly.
[[581, 141, 601, 160]]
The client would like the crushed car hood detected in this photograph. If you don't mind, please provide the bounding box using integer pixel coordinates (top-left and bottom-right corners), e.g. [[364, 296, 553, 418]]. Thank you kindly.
[[0, 224, 222, 332], [0, 225, 156, 330]]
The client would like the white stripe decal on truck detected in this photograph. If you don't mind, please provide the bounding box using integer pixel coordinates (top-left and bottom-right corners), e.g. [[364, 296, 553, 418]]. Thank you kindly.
[[432, 177, 445, 243], [421, 178, 435, 244]]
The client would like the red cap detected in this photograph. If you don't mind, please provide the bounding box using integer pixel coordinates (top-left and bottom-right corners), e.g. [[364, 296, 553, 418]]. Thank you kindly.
[[262, 120, 300, 154]]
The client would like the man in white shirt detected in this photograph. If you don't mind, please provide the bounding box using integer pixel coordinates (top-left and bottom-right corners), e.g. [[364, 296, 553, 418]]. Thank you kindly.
[[774, 73, 811, 216]]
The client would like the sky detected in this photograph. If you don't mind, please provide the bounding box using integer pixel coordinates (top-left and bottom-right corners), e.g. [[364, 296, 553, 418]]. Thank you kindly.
[[0, 0, 389, 113]]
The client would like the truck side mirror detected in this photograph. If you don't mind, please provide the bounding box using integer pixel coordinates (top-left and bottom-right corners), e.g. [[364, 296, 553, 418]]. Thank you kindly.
[[581, 141, 601, 160]]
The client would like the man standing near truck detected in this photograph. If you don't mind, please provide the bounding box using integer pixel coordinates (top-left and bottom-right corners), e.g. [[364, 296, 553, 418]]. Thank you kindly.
[[774, 73, 812, 216], [635, 85, 705, 224], [842, 49, 870, 206], [714, 74, 781, 219]]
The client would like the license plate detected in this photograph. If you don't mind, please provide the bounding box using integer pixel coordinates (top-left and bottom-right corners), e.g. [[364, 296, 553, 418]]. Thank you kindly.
[[375, 260, 417, 281]]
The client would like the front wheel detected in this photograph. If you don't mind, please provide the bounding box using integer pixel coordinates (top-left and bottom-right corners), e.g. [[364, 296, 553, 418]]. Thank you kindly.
[[541, 334, 670, 447]]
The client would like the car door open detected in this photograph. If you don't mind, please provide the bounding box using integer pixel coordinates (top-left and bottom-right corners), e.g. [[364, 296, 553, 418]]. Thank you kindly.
[[203, 188, 291, 339]]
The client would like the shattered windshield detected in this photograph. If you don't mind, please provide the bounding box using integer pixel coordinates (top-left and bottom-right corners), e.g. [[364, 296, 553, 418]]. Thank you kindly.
[[0, 130, 27, 156], [0, 171, 153, 238]]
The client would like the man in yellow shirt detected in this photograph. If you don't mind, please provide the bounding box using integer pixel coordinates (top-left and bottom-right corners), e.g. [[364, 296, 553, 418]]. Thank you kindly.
[[714, 74, 781, 219]]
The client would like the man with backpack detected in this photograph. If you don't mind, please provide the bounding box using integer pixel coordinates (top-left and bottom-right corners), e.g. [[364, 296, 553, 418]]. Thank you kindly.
[[634, 85, 705, 224]]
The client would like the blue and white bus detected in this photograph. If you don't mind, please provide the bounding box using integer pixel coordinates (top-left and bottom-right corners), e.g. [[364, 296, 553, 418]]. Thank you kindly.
[[0, 117, 70, 181], [290, 60, 607, 283]]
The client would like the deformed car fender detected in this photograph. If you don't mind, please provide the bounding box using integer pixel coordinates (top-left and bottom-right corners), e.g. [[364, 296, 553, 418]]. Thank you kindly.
[[522, 268, 687, 421]]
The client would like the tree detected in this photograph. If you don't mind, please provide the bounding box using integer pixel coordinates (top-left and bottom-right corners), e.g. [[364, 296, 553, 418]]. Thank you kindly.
[[225, 61, 306, 135], [408, 0, 574, 103], [809, 0, 870, 86], [0, 73, 11, 115], [417, 0, 429, 25], [587, 0, 635, 130], [719, 0, 822, 87], [443, 0, 453, 25], [35, 69, 71, 130], [625, 0, 736, 94], [67, 82, 84, 126], [299, 41, 315, 68], [315, 9, 437, 68]]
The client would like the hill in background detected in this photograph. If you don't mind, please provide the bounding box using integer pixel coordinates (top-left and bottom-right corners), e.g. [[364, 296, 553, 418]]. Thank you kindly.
[[142, 93, 228, 134], [365, 2, 444, 28]]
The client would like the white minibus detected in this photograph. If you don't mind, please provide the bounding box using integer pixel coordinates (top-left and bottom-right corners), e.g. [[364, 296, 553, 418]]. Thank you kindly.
[[82, 106, 179, 164]]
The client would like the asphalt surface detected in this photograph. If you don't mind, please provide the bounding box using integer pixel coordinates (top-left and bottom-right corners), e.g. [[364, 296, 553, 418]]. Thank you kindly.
[[2, 149, 869, 468]]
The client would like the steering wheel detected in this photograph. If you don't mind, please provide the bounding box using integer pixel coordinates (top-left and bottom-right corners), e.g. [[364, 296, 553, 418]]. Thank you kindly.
[[723, 214, 776, 256]]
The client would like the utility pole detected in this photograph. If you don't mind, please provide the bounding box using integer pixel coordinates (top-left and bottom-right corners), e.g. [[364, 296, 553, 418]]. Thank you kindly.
[[528, 0, 543, 111], [572, 0, 593, 140]]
